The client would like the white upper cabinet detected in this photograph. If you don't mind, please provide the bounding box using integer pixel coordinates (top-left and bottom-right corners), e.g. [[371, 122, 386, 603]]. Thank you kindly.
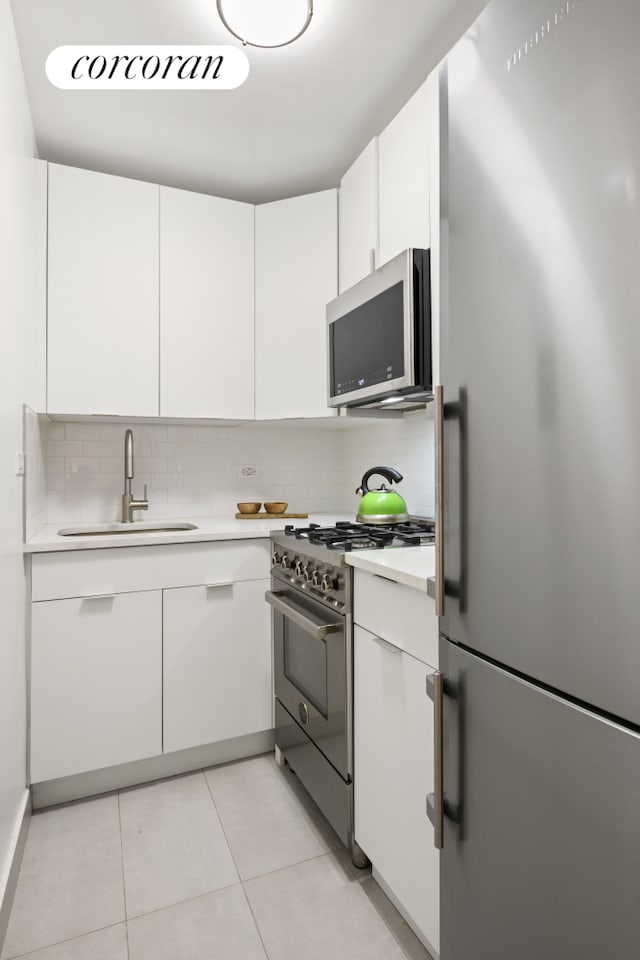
[[255, 189, 338, 420], [159, 187, 254, 419], [23, 159, 47, 415], [425, 70, 441, 387], [338, 139, 379, 293], [47, 164, 159, 416], [378, 76, 433, 267]]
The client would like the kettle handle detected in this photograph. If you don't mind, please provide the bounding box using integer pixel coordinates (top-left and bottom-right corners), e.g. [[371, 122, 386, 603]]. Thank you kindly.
[[356, 466, 404, 495]]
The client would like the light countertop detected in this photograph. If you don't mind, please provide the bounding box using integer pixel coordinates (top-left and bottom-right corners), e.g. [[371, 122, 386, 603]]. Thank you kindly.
[[345, 544, 436, 593], [25, 514, 355, 554]]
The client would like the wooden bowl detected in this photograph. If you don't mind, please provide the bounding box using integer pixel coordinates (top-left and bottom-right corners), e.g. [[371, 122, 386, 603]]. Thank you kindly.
[[264, 501, 288, 514], [237, 501, 261, 514]]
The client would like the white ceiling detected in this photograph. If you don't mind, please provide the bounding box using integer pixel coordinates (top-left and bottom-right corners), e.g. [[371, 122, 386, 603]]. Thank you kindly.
[[10, 0, 487, 203]]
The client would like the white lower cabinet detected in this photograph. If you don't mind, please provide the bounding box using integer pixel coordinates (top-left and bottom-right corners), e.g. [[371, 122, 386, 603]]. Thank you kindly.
[[30, 590, 162, 782], [163, 579, 272, 753], [354, 620, 439, 954], [29, 540, 272, 785]]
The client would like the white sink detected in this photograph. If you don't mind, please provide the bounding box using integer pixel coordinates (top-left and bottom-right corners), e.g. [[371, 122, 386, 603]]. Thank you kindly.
[[57, 521, 198, 537]]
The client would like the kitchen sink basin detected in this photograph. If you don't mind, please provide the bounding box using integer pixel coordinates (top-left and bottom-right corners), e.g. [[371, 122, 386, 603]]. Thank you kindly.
[[57, 521, 198, 537]]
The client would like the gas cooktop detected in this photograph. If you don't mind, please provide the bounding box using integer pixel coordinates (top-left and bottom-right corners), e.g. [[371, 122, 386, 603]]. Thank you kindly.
[[283, 518, 435, 552], [269, 518, 435, 610]]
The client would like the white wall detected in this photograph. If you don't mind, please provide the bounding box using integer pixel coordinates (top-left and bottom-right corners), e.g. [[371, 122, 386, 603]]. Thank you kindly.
[[0, 0, 38, 915], [24, 408, 47, 541]]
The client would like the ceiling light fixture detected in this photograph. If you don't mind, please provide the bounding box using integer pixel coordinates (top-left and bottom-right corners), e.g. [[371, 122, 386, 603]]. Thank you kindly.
[[216, 0, 313, 49]]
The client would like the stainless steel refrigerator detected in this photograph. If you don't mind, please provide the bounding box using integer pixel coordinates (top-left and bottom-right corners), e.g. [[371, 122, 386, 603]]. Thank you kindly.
[[435, 0, 640, 956]]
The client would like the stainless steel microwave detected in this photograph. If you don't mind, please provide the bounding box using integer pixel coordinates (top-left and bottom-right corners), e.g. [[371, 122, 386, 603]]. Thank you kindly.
[[326, 248, 432, 409]]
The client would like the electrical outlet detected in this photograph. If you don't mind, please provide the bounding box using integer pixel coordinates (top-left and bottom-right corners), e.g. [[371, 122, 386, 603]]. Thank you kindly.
[[238, 464, 259, 479]]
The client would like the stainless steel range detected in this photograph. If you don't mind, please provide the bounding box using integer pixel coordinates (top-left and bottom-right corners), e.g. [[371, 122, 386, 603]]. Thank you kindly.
[[266, 519, 435, 866]]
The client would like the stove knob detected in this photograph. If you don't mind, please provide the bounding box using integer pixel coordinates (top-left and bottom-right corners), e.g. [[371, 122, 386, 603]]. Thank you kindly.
[[321, 573, 337, 593], [294, 560, 304, 577], [298, 701, 309, 726], [280, 556, 292, 571], [303, 565, 313, 582], [311, 570, 322, 588], [272, 550, 281, 566]]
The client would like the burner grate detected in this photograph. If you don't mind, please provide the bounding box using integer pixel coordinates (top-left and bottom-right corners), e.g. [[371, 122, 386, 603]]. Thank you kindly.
[[283, 518, 435, 551]]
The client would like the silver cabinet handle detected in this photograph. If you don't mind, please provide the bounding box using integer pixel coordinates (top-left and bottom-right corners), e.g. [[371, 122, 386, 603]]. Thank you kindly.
[[435, 384, 445, 616], [370, 633, 401, 654], [265, 591, 343, 640], [206, 581, 233, 589], [82, 592, 116, 600], [426, 670, 444, 849]]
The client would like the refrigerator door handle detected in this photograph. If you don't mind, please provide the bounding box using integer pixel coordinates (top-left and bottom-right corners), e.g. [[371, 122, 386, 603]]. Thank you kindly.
[[435, 385, 445, 616], [426, 670, 444, 849]]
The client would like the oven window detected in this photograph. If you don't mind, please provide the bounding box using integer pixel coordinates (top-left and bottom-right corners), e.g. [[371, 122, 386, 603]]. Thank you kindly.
[[283, 623, 328, 717]]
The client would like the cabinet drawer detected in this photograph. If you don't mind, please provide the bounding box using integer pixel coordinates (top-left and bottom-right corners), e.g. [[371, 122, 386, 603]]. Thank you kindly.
[[353, 568, 437, 667], [32, 540, 270, 601]]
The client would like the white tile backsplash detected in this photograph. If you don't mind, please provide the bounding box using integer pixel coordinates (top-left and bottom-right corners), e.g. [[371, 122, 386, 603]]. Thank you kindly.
[[27, 412, 435, 531], [37, 421, 350, 523], [341, 411, 435, 519]]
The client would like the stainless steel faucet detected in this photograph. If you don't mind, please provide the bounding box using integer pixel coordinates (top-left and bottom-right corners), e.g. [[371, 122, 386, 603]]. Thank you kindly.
[[121, 429, 149, 523]]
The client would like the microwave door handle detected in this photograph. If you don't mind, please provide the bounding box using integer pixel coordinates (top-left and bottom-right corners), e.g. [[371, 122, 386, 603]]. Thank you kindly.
[[265, 591, 342, 640]]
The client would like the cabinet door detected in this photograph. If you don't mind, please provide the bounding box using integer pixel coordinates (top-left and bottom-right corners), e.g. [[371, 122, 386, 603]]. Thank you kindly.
[[160, 187, 254, 419], [354, 624, 439, 954], [378, 77, 432, 266], [24, 158, 48, 414], [30, 591, 162, 782], [47, 164, 159, 416], [255, 190, 337, 419], [338, 139, 378, 293], [163, 579, 272, 754]]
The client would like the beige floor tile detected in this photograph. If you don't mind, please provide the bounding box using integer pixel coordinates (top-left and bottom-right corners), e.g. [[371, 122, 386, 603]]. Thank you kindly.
[[244, 851, 410, 960], [3, 924, 128, 960], [119, 771, 238, 918], [127, 885, 267, 960], [1, 796, 124, 960], [204, 755, 340, 880]]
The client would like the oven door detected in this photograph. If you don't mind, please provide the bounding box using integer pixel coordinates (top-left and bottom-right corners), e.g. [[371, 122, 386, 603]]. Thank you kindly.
[[267, 584, 348, 779]]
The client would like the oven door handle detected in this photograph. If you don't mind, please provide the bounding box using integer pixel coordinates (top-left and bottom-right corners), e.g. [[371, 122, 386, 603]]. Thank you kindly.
[[265, 591, 343, 640]]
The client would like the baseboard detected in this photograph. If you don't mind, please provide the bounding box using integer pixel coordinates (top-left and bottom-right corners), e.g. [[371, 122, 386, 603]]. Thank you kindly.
[[31, 729, 275, 809], [0, 791, 31, 953]]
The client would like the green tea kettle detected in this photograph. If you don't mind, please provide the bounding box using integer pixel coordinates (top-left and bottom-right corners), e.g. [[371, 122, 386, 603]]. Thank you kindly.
[[356, 466, 409, 524]]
